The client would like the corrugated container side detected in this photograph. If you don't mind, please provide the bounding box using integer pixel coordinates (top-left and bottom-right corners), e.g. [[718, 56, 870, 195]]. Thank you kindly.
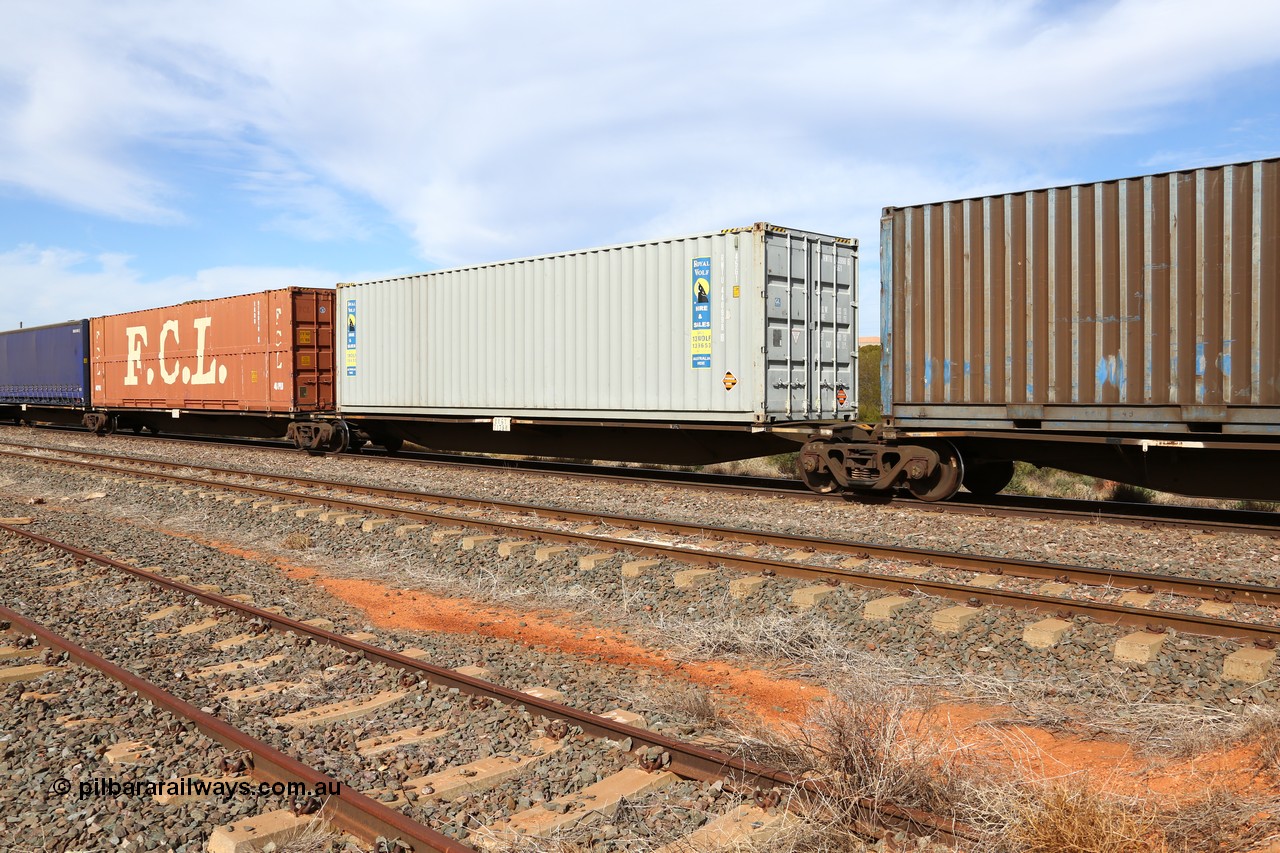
[[90, 288, 335, 413], [883, 158, 1280, 435], [339, 224, 856, 424], [0, 320, 90, 406]]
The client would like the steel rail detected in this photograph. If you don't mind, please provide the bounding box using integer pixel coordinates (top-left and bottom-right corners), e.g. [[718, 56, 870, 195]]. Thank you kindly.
[[7, 446, 1280, 615], [0, 604, 475, 853], [5, 453, 1280, 645], [6, 427, 1279, 537], [356, 450, 1280, 538], [0, 522, 978, 847], [0, 524, 791, 788]]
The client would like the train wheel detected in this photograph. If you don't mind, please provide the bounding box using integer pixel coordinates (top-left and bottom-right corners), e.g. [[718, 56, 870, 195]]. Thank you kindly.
[[798, 443, 839, 494], [380, 436, 404, 456], [962, 460, 1015, 496], [907, 442, 963, 502], [799, 464, 838, 494], [328, 420, 351, 454]]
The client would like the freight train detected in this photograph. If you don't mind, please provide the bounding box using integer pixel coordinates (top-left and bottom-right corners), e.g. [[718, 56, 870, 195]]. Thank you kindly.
[[2, 159, 1278, 503], [2, 223, 858, 468]]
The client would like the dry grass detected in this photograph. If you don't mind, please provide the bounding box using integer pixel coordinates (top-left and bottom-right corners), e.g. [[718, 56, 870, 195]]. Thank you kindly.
[[1255, 715, 1280, 779], [272, 819, 367, 853], [1235, 499, 1280, 512], [1006, 781, 1167, 853], [282, 532, 312, 549], [997, 782, 1280, 853], [702, 452, 799, 479], [1160, 787, 1280, 852], [643, 610, 890, 671], [636, 682, 726, 727], [1007, 461, 1279, 511], [1105, 481, 1156, 504], [724, 684, 1280, 852], [645, 608, 1280, 760], [1005, 463, 1105, 500], [646, 617, 1280, 850], [470, 823, 680, 853]]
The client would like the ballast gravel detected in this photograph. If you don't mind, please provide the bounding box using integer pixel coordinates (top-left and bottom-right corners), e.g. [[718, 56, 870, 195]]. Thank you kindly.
[[0, 664, 355, 853], [0, 448, 1275, 722], [8, 428, 1278, 586], [0, 501, 768, 849]]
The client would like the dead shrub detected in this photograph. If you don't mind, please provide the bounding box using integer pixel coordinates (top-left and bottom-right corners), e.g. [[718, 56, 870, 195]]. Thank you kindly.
[[734, 684, 969, 819], [716, 684, 977, 852], [804, 687, 966, 815]]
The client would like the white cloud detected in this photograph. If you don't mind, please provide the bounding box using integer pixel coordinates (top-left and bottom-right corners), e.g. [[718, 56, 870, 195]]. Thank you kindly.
[[0, 244, 342, 332], [1, 0, 1279, 335]]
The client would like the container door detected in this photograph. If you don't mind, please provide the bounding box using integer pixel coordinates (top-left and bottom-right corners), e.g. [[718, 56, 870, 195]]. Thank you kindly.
[[763, 230, 856, 420], [291, 289, 336, 411]]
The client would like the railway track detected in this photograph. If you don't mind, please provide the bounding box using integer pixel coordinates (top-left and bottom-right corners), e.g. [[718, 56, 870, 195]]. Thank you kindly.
[[6, 424, 1278, 539], [0, 522, 972, 851], [5, 442, 1280, 653]]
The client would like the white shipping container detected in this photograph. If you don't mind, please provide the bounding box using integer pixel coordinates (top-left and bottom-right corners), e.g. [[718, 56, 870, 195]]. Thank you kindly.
[[338, 223, 857, 426]]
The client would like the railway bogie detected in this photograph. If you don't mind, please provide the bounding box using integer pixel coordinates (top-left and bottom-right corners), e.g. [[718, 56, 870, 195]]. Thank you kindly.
[[285, 419, 350, 454], [799, 432, 965, 501]]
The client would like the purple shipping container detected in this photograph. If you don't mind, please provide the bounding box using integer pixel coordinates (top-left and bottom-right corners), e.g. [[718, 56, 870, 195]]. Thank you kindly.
[[0, 320, 91, 407]]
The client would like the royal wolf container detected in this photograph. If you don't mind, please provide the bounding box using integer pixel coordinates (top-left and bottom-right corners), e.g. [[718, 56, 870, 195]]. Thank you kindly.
[[338, 223, 856, 463], [338, 223, 857, 427], [90, 288, 335, 415], [881, 158, 1280, 435], [0, 320, 90, 408]]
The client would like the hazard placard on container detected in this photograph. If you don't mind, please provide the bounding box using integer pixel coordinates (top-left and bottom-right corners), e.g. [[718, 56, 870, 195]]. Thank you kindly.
[[723, 372, 737, 391], [836, 388, 848, 405]]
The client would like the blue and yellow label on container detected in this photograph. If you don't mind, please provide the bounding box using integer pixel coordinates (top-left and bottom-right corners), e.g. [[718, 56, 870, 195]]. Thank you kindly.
[[691, 257, 711, 368], [345, 298, 357, 377]]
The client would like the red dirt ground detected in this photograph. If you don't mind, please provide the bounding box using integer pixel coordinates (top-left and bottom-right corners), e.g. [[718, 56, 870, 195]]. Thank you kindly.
[[152, 526, 1280, 803]]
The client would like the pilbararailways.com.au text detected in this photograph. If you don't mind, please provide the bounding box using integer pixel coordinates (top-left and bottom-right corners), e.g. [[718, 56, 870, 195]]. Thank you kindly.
[[51, 777, 341, 801]]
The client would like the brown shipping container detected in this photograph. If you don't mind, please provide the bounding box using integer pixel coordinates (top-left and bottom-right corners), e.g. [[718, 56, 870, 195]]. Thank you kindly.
[[91, 288, 335, 413], [881, 158, 1280, 435]]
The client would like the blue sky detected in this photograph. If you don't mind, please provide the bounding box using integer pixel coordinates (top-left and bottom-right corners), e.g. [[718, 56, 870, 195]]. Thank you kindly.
[[1, 0, 1278, 336]]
